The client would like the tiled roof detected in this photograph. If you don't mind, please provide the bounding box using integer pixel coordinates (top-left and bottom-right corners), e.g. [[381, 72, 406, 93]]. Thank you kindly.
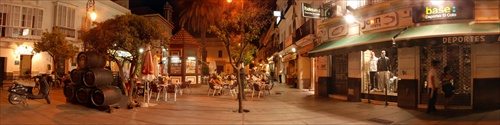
[[169, 28, 199, 45]]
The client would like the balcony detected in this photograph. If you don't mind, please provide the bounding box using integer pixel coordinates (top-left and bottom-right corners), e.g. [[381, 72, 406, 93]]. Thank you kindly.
[[293, 20, 314, 45], [53, 26, 76, 38], [0, 26, 42, 39]]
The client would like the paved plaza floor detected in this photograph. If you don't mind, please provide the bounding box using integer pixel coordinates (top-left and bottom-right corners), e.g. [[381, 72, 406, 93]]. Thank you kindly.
[[0, 82, 498, 124]]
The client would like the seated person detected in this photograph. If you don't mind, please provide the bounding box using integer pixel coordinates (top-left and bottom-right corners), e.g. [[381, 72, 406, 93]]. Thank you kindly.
[[209, 75, 223, 87]]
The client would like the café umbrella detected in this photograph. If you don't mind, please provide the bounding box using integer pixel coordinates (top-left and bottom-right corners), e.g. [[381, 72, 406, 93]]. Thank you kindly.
[[141, 46, 155, 107]]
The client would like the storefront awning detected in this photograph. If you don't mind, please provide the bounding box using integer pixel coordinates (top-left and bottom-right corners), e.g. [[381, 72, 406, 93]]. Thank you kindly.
[[308, 29, 405, 57], [396, 23, 500, 47]]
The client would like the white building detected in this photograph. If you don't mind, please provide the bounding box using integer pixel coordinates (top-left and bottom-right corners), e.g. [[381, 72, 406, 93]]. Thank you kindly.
[[0, 0, 129, 79]]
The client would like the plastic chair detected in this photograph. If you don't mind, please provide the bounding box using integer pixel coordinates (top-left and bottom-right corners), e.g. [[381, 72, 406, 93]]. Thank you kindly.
[[264, 84, 274, 95], [228, 82, 238, 97], [180, 81, 192, 95], [149, 83, 163, 101], [252, 84, 264, 98], [165, 84, 177, 102], [208, 82, 222, 96]]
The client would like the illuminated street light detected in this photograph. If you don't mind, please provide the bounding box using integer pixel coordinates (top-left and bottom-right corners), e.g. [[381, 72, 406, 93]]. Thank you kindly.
[[87, 0, 97, 21], [139, 48, 144, 53], [90, 11, 97, 21], [430, 0, 444, 5], [344, 14, 356, 24]]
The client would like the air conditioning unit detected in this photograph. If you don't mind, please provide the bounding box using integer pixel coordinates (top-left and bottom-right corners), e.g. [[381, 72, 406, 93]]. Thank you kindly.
[[324, 5, 343, 18]]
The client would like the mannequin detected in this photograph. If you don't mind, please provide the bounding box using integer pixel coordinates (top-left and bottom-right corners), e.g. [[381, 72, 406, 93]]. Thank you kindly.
[[377, 50, 391, 92], [369, 51, 378, 91]]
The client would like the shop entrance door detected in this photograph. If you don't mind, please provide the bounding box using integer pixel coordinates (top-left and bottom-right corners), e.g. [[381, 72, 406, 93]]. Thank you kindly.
[[332, 54, 348, 95], [20, 55, 32, 79], [55, 57, 66, 75]]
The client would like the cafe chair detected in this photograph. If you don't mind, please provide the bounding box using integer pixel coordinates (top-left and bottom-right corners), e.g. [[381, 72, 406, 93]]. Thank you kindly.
[[208, 82, 222, 96], [180, 81, 192, 95], [264, 84, 274, 95], [165, 84, 177, 102], [229, 82, 238, 97], [252, 84, 263, 98], [149, 83, 163, 101]]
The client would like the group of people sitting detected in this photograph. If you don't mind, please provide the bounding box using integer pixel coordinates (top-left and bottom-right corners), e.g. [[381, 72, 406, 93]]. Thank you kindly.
[[246, 74, 269, 85]]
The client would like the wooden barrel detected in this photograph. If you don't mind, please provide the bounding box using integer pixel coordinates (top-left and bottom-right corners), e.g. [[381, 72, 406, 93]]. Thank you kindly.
[[91, 85, 122, 106], [64, 84, 80, 103], [76, 86, 96, 104], [77, 51, 106, 69], [83, 68, 113, 87], [70, 69, 86, 85], [63, 84, 75, 100]]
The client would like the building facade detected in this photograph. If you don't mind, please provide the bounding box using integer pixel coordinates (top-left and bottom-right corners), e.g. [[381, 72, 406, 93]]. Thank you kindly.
[[269, 0, 323, 90], [0, 0, 129, 80], [308, 0, 499, 109]]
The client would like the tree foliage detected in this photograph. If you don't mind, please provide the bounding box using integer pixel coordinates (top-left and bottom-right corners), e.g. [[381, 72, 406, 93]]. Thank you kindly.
[[208, 0, 273, 113], [179, 0, 222, 65], [81, 14, 167, 108], [209, 0, 272, 67], [34, 28, 79, 59]]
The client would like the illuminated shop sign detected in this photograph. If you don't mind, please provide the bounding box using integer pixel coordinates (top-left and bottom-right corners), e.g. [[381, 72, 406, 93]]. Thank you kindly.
[[302, 3, 321, 19], [412, 1, 474, 23], [441, 35, 499, 44], [398, 35, 499, 47], [361, 12, 397, 32]]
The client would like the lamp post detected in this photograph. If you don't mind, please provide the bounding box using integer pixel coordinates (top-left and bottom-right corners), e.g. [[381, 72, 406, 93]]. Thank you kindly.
[[84, 0, 97, 51], [86, 0, 97, 22]]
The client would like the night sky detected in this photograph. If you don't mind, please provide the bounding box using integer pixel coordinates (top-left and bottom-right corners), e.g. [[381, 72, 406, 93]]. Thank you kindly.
[[129, 0, 276, 36], [129, 0, 181, 32]]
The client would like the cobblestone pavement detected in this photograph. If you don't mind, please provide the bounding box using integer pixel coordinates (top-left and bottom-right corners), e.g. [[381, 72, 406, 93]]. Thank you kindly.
[[0, 82, 498, 124]]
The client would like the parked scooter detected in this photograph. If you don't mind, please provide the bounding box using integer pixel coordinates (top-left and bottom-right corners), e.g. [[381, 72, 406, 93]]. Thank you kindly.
[[8, 75, 51, 105]]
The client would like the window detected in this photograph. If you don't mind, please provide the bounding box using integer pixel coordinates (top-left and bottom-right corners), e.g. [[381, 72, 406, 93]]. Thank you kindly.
[[218, 50, 223, 58], [54, 3, 76, 38], [0, 4, 43, 38]]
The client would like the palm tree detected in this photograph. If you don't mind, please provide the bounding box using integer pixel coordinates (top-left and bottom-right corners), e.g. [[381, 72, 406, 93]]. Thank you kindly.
[[178, 0, 221, 63]]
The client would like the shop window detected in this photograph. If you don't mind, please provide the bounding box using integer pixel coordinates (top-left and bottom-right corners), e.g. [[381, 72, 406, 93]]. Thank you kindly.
[[185, 58, 196, 74], [170, 57, 182, 74], [361, 49, 398, 96]]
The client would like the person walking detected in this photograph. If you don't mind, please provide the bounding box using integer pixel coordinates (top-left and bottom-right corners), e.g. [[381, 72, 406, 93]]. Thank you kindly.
[[441, 66, 455, 110], [427, 60, 441, 114]]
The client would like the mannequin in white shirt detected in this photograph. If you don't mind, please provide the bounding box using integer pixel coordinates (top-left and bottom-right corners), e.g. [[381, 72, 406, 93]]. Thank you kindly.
[[369, 52, 379, 91]]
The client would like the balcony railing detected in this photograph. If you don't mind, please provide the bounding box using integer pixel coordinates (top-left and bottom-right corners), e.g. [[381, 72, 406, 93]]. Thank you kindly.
[[53, 26, 76, 38], [0, 26, 42, 39], [293, 19, 314, 43]]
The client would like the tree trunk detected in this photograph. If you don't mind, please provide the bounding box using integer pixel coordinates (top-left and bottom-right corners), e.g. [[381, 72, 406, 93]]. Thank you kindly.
[[201, 28, 207, 63], [127, 61, 137, 109], [109, 56, 137, 109]]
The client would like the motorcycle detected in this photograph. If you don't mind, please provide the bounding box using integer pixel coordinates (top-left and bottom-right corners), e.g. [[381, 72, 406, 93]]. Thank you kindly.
[[8, 75, 51, 105]]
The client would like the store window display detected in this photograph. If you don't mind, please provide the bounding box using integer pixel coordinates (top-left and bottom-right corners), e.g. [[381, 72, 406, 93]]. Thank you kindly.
[[362, 49, 398, 95]]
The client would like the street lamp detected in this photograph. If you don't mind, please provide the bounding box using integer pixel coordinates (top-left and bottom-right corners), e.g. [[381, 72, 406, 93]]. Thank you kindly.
[[86, 0, 97, 22]]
